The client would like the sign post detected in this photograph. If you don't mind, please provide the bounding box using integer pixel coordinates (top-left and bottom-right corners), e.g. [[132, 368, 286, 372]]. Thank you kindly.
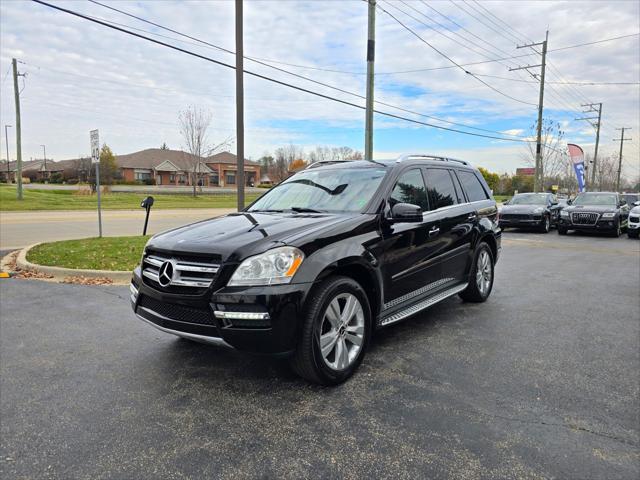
[[90, 129, 102, 237]]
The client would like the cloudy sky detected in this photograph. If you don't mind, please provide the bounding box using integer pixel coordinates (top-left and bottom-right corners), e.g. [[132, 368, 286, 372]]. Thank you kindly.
[[1, 0, 638, 177]]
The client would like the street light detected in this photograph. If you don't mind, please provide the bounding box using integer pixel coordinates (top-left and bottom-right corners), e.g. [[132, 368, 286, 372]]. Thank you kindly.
[[40, 144, 47, 174], [4, 125, 11, 183]]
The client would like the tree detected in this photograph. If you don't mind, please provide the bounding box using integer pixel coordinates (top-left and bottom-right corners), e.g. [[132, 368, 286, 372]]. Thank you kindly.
[[99, 144, 118, 185], [160, 142, 169, 150], [523, 118, 566, 189], [477, 167, 500, 193], [179, 106, 212, 196], [289, 158, 307, 171]]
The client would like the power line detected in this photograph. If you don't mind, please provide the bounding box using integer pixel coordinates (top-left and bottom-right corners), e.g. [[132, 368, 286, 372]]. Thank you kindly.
[[376, 1, 538, 106], [468, 73, 639, 86], [86, 0, 529, 138], [32, 0, 536, 144]]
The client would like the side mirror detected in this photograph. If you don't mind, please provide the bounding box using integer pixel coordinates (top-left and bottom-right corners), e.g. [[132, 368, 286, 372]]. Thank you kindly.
[[566, 199, 572, 205], [391, 202, 423, 223], [502, 200, 509, 205], [619, 200, 627, 208]]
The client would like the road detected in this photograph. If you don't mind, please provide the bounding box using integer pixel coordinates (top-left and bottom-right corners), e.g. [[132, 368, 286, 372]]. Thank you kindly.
[[1, 232, 639, 479], [0, 208, 235, 249]]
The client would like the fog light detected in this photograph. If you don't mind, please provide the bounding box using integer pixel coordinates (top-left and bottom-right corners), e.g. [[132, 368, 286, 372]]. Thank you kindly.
[[214, 311, 270, 320]]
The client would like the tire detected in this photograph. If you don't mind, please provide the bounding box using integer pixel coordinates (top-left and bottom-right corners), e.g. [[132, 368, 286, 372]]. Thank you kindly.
[[289, 276, 371, 385], [558, 226, 568, 235], [459, 242, 494, 303], [540, 215, 550, 233], [610, 220, 621, 238]]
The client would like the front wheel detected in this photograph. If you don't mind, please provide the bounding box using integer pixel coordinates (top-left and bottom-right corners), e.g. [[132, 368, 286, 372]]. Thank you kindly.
[[540, 215, 550, 233], [290, 276, 371, 385], [459, 243, 494, 303], [610, 220, 621, 237]]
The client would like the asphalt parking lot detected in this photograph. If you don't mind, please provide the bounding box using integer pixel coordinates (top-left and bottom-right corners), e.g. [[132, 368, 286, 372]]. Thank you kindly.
[[1, 231, 639, 479]]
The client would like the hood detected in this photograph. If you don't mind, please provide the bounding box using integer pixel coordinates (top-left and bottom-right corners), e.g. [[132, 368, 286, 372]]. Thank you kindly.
[[145, 212, 357, 262], [500, 204, 546, 214], [630, 205, 640, 215], [564, 204, 618, 213]]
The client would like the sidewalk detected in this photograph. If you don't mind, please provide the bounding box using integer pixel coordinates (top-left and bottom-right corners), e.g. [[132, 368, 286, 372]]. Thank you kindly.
[[0, 208, 235, 249]]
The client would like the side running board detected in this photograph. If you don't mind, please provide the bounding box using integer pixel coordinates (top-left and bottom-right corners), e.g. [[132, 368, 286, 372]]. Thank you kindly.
[[380, 283, 468, 326]]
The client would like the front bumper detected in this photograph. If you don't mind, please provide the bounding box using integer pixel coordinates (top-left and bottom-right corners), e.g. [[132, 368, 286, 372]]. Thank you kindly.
[[130, 267, 313, 355], [558, 216, 617, 231], [499, 215, 544, 228]]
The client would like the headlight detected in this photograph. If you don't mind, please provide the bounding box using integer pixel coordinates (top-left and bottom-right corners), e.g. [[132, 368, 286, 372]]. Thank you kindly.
[[228, 246, 304, 286], [560, 210, 569, 217], [601, 212, 615, 218]]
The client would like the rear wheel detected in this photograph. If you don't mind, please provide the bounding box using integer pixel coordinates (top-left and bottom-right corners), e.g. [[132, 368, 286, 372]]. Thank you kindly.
[[459, 243, 494, 303], [290, 276, 371, 385]]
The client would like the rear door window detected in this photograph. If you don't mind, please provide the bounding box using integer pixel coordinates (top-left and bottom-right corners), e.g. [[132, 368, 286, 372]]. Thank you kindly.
[[457, 170, 489, 202], [425, 168, 458, 210], [389, 169, 429, 211]]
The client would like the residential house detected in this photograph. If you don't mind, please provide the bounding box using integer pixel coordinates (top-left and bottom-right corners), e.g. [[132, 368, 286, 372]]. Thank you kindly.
[[117, 148, 260, 187], [2, 159, 64, 183]]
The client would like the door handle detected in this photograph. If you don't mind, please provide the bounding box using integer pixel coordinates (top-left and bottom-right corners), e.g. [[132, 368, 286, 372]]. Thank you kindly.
[[429, 227, 440, 237]]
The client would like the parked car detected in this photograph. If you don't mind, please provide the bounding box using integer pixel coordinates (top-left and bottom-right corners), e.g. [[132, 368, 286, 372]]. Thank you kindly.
[[558, 192, 630, 237], [498, 192, 561, 233], [620, 193, 639, 208], [628, 202, 640, 238], [130, 154, 501, 384]]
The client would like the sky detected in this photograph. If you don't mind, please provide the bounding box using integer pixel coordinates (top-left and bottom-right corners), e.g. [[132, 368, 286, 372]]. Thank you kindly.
[[0, 0, 639, 178]]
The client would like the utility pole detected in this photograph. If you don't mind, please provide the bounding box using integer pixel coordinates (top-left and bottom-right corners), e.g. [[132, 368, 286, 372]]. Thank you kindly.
[[4, 125, 11, 182], [235, 0, 245, 211], [576, 102, 602, 190], [510, 31, 548, 193], [613, 127, 631, 192], [364, 0, 376, 161], [12, 58, 24, 200]]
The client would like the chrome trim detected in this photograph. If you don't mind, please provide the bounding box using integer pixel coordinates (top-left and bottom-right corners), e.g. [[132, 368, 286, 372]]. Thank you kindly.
[[142, 269, 160, 283], [384, 277, 454, 309], [380, 283, 468, 326], [135, 312, 234, 348], [214, 311, 271, 320], [130, 282, 139, 303], [570, 212, 599, 225], [395, 153, 469, 165], [142, 251, 220, 289]]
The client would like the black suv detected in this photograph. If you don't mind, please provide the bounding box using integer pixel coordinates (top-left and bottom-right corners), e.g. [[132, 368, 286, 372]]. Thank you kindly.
[[498, 192, 561, 233], [558, 192, 629, 237], [130, 154, 501, 384]]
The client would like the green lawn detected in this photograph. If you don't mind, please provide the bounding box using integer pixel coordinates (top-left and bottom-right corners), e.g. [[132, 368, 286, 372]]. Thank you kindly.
[[494, 195, 510, 203], [0, 185, 261, 211], [27, 236, 149, 271]]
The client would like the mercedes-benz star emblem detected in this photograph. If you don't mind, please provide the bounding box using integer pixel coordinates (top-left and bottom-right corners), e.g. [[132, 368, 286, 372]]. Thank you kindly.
[[158, 261, 174, 287]]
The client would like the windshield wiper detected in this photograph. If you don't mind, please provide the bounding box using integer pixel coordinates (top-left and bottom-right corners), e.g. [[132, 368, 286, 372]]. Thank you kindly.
[[248, 209, 284, 213], [290, 207, 325, 213]]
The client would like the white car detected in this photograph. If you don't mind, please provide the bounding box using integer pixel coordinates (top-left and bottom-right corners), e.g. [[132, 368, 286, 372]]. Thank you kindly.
[[628, 202, 640, 238]]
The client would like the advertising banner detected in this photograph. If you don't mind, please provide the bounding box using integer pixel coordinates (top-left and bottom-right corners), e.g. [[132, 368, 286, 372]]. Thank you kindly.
[[567, 144, 586, 192]]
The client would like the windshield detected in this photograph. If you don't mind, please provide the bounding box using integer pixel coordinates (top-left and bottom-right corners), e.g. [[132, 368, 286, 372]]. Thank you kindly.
[[247, 167, 388, 213], [572, 193, 617, 206], [509, 194, 548, 205]]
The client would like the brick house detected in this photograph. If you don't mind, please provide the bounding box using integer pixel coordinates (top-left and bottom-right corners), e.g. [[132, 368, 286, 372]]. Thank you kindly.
[[117, 148, 260, 187]]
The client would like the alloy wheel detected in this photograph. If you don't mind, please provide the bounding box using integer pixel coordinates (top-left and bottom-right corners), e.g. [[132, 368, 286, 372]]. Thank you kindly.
[[319, 293, 365, 371], [476, 250, 492, 296]]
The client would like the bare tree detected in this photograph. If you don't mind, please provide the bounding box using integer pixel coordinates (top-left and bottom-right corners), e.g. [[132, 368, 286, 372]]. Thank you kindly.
[[522, 119, 566, 190], [179, 106, 212, 196]]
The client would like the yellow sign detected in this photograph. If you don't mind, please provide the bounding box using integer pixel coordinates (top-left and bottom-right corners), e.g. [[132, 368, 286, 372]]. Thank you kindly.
[[551, 185, 559, 192]]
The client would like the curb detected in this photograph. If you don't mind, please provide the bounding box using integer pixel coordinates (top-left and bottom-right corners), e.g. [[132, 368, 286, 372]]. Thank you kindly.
[[15, 243, 132, 285]]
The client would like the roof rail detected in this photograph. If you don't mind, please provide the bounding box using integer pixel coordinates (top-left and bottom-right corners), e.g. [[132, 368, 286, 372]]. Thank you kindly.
[[305, 159, 353, 169], [396, 153, 469, 166]]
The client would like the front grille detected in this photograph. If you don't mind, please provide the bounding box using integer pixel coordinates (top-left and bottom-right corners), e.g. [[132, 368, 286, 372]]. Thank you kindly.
[[629, 215, 639, 223], [138, 295, 216, 326], [501, 213, 531, 221], [142, 249, 221, 295], [571, 212, 598, 225]]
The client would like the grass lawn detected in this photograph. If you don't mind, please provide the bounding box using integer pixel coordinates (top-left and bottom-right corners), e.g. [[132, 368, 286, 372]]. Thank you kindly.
[[494, 195, 510, 203], [0, 185, 261, 211], [27, 236, 149, 271]]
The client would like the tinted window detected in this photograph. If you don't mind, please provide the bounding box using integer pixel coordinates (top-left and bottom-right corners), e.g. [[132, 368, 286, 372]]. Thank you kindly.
[[457, 170, 489, 202], [389, 169, 429, 210], [425, 169, 458, 210]]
